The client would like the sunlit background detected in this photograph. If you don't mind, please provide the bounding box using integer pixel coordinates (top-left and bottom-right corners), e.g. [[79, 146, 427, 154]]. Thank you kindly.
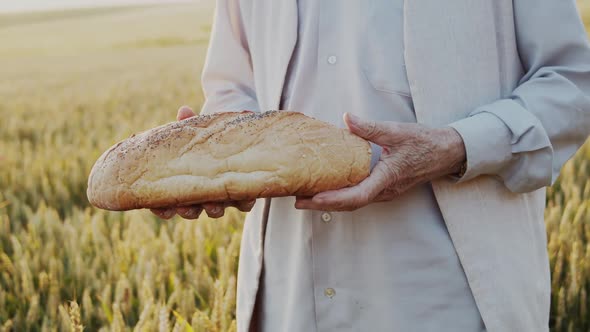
[[0, 0, 193, 13], [0, 1, 589, 331]]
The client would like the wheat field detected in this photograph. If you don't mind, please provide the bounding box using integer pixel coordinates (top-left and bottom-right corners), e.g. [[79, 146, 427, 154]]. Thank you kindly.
[[0, 2, 589, 331]]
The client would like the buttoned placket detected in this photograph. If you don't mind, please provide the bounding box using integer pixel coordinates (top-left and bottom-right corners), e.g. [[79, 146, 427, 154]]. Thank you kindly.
[[310, 1, 364, 330], [312, 4, 348, 330], [312, 209, 339, 331], [313, 0, 335, 327]]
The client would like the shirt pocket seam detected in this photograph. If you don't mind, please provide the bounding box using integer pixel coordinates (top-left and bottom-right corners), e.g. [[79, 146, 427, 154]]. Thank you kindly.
[[360, 65, 412, 97], [361, 0, 412, 97]]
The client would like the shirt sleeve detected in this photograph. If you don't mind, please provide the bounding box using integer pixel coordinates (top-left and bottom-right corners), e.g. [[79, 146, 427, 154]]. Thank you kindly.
[[448, 0, 590, 193], [200, 0, 260, 115]]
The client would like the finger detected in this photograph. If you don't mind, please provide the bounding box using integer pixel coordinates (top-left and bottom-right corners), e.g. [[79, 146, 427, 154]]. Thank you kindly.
[[294, 197, 318, 210], [176, 205, 203, 220], [203, 202, 225, 219], [305, 163, 392, 211], [343, 113, 394, 145], [374, 177, 419, 202], [150, 208, 176, 220], [294, 196, 314, 210], [373, 191, 399, 202], [177, 105, 196, 121], [294, 195, 360, 212], [234, 200, 256, 212]]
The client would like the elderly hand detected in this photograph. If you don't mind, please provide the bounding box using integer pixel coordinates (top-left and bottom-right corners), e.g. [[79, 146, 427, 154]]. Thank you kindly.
[[150, 106, 256, 220], [295, 113, 466, 212]]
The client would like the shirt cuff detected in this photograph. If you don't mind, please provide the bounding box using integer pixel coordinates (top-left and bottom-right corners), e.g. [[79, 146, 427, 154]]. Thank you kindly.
[[447, 112, 513, 182]]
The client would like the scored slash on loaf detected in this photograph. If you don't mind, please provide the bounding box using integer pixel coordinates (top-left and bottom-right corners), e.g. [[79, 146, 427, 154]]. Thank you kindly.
[[87, 110, 372, 211]]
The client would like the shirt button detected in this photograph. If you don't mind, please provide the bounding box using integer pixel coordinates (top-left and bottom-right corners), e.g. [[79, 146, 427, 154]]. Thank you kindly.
[[324, 287, 336, 298], [327, 55, 338, 65], [321, 212, 332, 223]]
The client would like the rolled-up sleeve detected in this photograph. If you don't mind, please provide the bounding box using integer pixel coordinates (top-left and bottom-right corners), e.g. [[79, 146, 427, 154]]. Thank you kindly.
[[448, 0, 590, 193], [200, 0, 259, 115]]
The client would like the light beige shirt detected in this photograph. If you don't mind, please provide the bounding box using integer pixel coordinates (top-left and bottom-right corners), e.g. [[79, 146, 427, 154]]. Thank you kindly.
[[253, 1, 485, 331], [199, 0, 590, 330]]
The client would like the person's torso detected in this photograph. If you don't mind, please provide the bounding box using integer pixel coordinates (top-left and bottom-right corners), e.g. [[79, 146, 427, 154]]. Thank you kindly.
[[236, 1, 551, 331], [254, 1, 485, 331]]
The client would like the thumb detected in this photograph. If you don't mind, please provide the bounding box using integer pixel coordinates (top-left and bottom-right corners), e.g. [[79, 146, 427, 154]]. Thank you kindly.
[[177, 106, 196, 121], [344, 113, 391, 145]]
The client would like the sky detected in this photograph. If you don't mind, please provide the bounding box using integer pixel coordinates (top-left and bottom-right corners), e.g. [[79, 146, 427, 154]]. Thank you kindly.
[[0, 0, 195, 13]]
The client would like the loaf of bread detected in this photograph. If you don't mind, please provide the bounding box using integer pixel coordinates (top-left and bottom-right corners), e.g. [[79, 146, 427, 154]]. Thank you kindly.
[[87, 110, 371, 211]]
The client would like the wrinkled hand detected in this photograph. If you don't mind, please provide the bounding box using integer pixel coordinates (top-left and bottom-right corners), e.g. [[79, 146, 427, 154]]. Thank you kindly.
[[295, 113, 466, 212], [150, 106, 256, 220]]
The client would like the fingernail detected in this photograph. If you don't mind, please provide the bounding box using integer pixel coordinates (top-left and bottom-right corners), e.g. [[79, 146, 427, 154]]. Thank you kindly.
[[347, 113, 359, 122], [312, 196, 326, 204], [344, 113, 361, 131], [346, 113, 361, 126], [188, 209, 201, 218], [314, 192, 330, 201], [162, 210, 175, 219]]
